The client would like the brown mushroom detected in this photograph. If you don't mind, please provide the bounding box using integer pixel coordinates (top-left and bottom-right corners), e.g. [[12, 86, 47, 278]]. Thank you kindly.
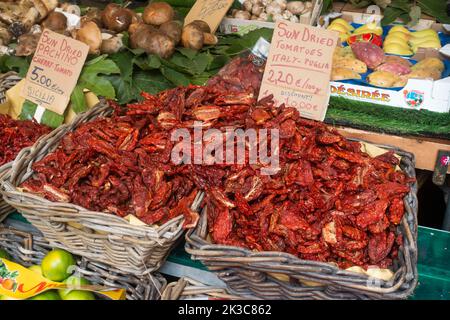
[[15, 32, 41, 56], [143, 2, 174, 26], [41, 11, 67, 33], [101, 3, 133, 33], [101, 32, 124, 54], [181, 23, 218, 51], [159, 20, 182, 44], [81, 7, 103, 28], [129, 23, 157, 48], [76, 21, 102, 55], [190, 20, 211, 33], [132, 27, 175, 59]]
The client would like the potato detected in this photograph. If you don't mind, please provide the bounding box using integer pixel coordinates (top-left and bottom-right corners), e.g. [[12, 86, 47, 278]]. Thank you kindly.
[[392, 75, 408, 87], [375, 62, 411, 75], [351, 42, 385, 69], [407, 68, 442, 81], [333, 46, 355, 59], [334, 58, 367, 73], [384, 55, 412, 67], [367, 71, 399, 88], [331, 67, 361, 81], [411, 57, 444, 73]]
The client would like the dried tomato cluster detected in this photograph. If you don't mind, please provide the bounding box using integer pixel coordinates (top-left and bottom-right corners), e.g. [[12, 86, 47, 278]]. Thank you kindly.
[[0, 114, 51, 166], [195, 107, 412, 270], [20, 55, 412, 269]]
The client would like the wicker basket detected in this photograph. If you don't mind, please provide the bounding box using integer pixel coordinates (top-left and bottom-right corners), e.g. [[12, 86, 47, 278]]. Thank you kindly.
[[0, 100, 204, 276], [0, 72, 21, 105], [0, 224, 167, 300], [0, 72, 22, 222], [161, 277, 254, 300], [185, 144, 418, 300]]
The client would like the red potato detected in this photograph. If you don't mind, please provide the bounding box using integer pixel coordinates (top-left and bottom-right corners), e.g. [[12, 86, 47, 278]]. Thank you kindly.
[[375, 62, 411, 75], [351, 42, 385, 69]]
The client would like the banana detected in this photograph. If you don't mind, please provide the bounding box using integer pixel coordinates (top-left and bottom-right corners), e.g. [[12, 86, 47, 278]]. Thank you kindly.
[[353, 22, 383, 36], [411, 40, 442, 53], [330, 18, 355, 31], [409, 35, 440, 45], [338, 33, 349, 42], [384, 43, 413, 56], [410, 29, 438, 38], [327, 23, 350, 35], [389, 25, 410, 35], [384, 38, 409, 47], [386, 31, 410, 41]]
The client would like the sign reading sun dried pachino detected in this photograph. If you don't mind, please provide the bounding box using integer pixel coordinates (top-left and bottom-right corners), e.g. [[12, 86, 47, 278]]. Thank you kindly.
[[258, 21, 338, 121], [21, 29, 89, 115]]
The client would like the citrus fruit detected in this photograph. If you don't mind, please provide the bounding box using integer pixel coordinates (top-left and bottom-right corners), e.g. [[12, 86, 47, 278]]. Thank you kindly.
[[1, 278, 15, 291], [28, 265, 43, 276], [41, 249, 76, 282], [62, 290, 95, 300], [58, 276, 91, 298], [29, 290, 60, 300], [0, 249, 11, 260]]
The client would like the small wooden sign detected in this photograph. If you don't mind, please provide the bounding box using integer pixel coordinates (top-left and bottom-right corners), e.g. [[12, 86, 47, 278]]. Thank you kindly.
[[258, 21, 338, 121], [184, 0, 234, 33], [21, 29, 89, 115]]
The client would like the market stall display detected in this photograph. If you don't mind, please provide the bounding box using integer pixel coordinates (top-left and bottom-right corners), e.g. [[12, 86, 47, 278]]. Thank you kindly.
[[1, 0, 449, 302], [0, 225, 166, 300]]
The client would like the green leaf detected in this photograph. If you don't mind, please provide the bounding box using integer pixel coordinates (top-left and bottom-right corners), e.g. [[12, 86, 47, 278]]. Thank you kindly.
[[109, 50, 134, 82], [177, 47, 198, 60], [133, 70, 173, 95], [160, 66, 190, 86], [417, 0, 450, 24], [81, 59, 120, 76], [19, 100, 37, 121], [107, 75, 140, 104], [0, 55, 30, 77], [350, 0, 372, 8], [84, 54, 108, 66], [41, 110, 64, 128], [82, 74, 116, 98], [207, 55, 229, 71], [19, 100, 64, 128], [190, 53, 213, 75], [133, 54, 161, 70], [70, 85, 88, 113], [381, 7, 405, 26]]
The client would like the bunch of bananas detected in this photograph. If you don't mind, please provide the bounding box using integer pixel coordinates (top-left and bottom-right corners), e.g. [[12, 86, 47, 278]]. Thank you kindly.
[[384, 25, 441, 55]]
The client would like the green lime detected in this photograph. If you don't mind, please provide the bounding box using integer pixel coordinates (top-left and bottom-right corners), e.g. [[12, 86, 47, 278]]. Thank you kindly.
[[29, 290, 60, 300], [0, 249, 11, 260], [41, 249, 76, 282], [62, 290, 96, 300], [28, 265, 43, 276], [58, 276, 91, 298]]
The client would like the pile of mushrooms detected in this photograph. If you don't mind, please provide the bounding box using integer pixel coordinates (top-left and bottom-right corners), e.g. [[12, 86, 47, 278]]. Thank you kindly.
[[230, 0, 313, 23], [128, 2, 217, 58]]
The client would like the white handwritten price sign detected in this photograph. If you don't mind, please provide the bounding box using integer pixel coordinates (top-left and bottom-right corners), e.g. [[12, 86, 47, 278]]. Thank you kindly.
[[259, 21, 338, 121], [184, 0, 234, 33], [21, 29, 89, 115]]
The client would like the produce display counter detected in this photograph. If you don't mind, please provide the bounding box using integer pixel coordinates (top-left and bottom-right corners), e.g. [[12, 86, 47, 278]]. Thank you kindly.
[[4, 212, 450, 300]]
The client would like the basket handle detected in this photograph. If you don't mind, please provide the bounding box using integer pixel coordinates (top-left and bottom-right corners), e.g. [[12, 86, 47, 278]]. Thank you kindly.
[[0, 227, 34, 251]]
